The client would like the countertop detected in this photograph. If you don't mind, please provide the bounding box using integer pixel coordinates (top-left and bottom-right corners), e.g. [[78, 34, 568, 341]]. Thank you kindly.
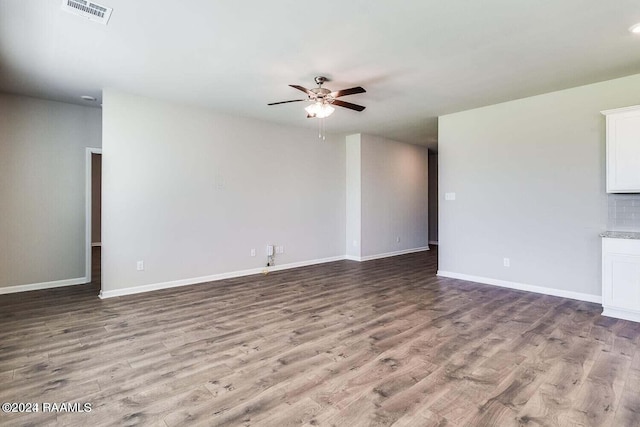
[[600, 231, 640, 240]]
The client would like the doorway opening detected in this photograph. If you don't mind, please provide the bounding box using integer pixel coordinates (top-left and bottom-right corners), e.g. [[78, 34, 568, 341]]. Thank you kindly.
[[85, 148, 102, 292], [428, 151, 438, 246]]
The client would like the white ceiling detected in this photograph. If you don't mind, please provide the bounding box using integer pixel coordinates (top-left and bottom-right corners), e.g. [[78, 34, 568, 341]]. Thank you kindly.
[[1, 1, 640, 151]]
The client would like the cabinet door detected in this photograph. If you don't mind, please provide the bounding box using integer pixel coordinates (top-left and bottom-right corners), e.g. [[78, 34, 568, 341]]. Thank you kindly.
[[606, 109, 640, 193], [603, 253, 640, 310]]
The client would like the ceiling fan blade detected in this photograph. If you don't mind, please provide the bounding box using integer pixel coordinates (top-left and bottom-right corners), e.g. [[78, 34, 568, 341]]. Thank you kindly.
[[330, 86, 366, 98], [289, 85, 313, 95], [332, 99, 366, 112], [267, 99, 307, 106]]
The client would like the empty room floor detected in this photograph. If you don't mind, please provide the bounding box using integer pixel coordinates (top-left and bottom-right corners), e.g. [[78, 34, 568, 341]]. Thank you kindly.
[[1, 249, 639, 426]]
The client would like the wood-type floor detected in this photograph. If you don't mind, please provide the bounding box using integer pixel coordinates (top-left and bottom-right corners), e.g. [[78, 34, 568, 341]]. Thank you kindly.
[[1, 248, 639, 426]]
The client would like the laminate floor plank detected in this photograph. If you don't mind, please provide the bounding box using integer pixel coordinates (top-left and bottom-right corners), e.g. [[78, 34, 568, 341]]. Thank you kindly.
[[509, 359, 589, 426], [612, 353, 640, 427], [560, 351, 631, 426], [1, 247, 639, 426]]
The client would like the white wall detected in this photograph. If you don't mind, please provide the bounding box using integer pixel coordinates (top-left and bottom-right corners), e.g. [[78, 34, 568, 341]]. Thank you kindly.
[[359, 134, 429, 257], [0, 93, 102, 290], [438, 73, 640, 300], [101, 90, 346, 294]]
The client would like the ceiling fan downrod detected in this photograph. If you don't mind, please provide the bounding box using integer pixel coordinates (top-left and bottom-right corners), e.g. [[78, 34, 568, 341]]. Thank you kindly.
[[314, 76, 329, 87]]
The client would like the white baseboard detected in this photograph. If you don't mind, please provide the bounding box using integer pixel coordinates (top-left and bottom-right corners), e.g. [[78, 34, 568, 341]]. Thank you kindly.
[[0, 277, 88, 295], [602, 307, 640, 323], [436, 270, 601, 304], [429, 240, 438, 245], [99, 255, 346, 299], [91, 242, 101, 247], [346, 246, 429, 263]]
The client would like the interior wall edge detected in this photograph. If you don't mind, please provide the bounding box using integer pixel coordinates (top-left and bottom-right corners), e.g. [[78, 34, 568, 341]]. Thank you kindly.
[[99, 255, 347, 299], [347, 246, 430, 262], [437, 270, 602, 304], [0, 277, 88, 295]]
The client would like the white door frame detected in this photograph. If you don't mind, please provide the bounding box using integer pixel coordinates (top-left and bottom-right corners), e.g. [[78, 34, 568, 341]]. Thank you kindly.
[[85, 147, 102, 285]]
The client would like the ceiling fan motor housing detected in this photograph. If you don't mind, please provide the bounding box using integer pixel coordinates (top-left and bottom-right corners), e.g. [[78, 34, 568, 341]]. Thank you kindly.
[[311, 77, 331, 101], [310, 87, 331, 98]]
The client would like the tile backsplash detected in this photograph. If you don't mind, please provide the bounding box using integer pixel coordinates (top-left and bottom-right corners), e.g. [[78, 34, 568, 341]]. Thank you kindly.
[[608, 194, 640, 231]]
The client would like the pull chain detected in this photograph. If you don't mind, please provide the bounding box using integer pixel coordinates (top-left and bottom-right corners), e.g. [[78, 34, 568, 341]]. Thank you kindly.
[[318, 117, 326, 141]]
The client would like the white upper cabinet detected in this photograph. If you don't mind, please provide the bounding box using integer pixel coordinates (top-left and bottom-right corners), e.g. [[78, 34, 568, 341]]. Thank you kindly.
[[602, 105, 640, 193]]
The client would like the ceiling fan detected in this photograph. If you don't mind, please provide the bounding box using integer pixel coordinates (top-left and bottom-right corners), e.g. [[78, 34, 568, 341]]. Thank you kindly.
[[268, 76, 366, 118]]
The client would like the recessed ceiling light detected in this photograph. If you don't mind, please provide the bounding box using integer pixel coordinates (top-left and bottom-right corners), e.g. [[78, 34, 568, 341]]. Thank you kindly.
[[81, 95, 97, 101], [629, 23, 640, 34]]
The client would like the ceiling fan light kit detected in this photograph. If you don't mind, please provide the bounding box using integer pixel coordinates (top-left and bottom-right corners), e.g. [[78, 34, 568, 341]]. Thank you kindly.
[[268, 76, 366, 140], [305, 102, 335, 118]]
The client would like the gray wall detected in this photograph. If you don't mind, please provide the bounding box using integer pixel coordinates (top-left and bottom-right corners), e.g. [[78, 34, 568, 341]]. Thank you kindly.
[[360, 134, 429, 257], [438, 73, 640, 299], [0, 93, 102, 289], [102, 90, 346, 293]]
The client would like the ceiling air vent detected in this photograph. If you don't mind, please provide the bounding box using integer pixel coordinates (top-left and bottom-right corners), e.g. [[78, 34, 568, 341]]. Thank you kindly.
[[61, 0, 113, 25]]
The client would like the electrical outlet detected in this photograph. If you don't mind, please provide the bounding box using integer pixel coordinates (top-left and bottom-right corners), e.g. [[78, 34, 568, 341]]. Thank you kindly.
[[136, 260, 144, 271], [396, 236, 401, 243], [276, 246, 284, 254], [250, 248, 256, 257], [503, 258, 510, 267], [445, 192, 456, 201]]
